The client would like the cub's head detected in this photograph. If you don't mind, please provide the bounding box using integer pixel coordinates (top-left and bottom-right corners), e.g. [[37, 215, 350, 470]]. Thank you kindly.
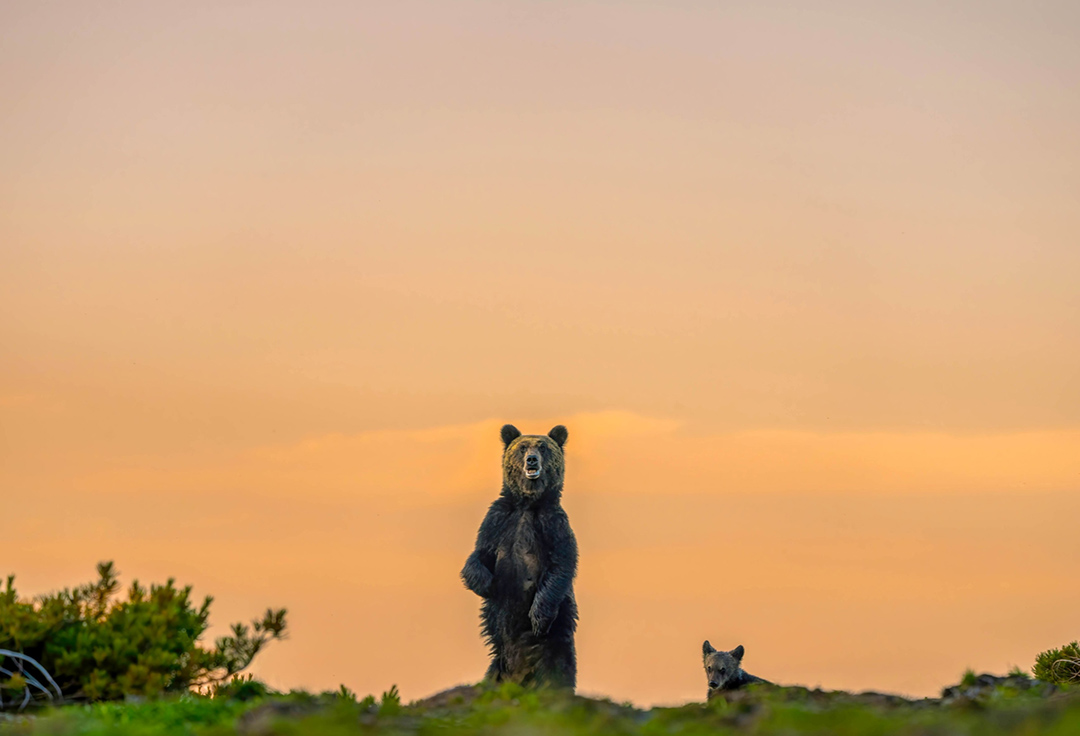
[[703, 641, 744, 693], [500, 424, 568, 502]]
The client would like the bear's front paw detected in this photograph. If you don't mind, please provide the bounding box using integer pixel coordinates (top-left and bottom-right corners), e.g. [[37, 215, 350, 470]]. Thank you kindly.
[[462, 560, 494, 598], [529, 606, 553, 636]]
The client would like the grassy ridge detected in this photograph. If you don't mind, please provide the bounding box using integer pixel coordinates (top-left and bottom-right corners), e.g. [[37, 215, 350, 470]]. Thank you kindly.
[[2, 675, 1078, 736]]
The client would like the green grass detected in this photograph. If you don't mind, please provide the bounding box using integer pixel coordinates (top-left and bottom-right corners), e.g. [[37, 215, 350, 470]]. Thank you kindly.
[[0, 696, 251, 736], [2, 678, 1077, 736]]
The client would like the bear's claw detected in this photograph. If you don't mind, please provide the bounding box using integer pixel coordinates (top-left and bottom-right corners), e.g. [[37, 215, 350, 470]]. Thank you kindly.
[[529, 606, 553, 636]]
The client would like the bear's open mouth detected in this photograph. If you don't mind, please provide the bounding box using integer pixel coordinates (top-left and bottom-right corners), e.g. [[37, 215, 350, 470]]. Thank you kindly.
[[525, 468, 541, 479]]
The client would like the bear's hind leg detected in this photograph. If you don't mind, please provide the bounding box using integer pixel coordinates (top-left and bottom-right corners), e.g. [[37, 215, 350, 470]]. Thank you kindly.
[[480, 599, 506, 684], [534, 600, 577, 690], [484, 657, 504, 683], [534, 640, 575, 690]]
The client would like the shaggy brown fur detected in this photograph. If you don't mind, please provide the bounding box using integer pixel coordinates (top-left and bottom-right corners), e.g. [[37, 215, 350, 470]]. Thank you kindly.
[[461, 424, 578, 689], [703, 641, 769, 699]]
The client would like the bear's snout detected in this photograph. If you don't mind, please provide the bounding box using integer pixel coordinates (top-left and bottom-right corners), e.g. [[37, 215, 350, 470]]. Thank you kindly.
[[524, 452, 541, 479]]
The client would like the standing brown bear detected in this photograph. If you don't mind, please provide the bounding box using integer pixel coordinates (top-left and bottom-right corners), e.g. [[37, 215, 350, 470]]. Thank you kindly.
[[461, 424, 578, 689]]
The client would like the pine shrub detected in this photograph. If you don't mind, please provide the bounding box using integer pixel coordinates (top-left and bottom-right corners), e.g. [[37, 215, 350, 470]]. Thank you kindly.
[[0, 562, 286, 702], [1034, 641, 1080, 685]]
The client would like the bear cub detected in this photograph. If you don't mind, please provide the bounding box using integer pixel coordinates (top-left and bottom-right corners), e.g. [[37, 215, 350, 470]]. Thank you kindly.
[[703, 641, 770, 699], [461, 424, 578, 690]]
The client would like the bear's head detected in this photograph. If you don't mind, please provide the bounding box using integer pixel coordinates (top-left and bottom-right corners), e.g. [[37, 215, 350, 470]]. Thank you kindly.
[[702, 641, 744, 692], [500, 424, 568, 503]]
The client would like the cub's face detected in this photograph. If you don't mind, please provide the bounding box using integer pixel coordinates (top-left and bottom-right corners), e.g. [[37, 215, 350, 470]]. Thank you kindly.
[[501, 424, 568, 497], [703, 641, 744, 692]]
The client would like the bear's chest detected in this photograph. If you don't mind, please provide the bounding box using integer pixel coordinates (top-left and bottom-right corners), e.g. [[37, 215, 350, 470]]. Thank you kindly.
[[495, 511, 543, 593]]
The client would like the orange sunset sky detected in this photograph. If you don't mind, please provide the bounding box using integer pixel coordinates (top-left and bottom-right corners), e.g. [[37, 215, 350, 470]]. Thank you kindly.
[[2, 0, 1079, 706]]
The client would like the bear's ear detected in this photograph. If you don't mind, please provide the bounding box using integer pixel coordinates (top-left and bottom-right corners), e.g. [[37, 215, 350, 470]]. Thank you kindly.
[[501, 424, 522, 447], [731, 645, 744, 663], [548, 425, 568, 448], [703, 640, 716, 657]]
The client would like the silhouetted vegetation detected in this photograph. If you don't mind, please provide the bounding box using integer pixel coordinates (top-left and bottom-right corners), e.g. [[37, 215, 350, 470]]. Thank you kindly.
[[0, 562, 286, 703]]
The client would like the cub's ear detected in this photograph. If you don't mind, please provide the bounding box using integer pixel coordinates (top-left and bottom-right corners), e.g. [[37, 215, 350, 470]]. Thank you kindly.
[[731, 645, 744, 662], [703, 640, 716, 656], [501, 424, 522, 447], [548, 425, 568, 448]]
